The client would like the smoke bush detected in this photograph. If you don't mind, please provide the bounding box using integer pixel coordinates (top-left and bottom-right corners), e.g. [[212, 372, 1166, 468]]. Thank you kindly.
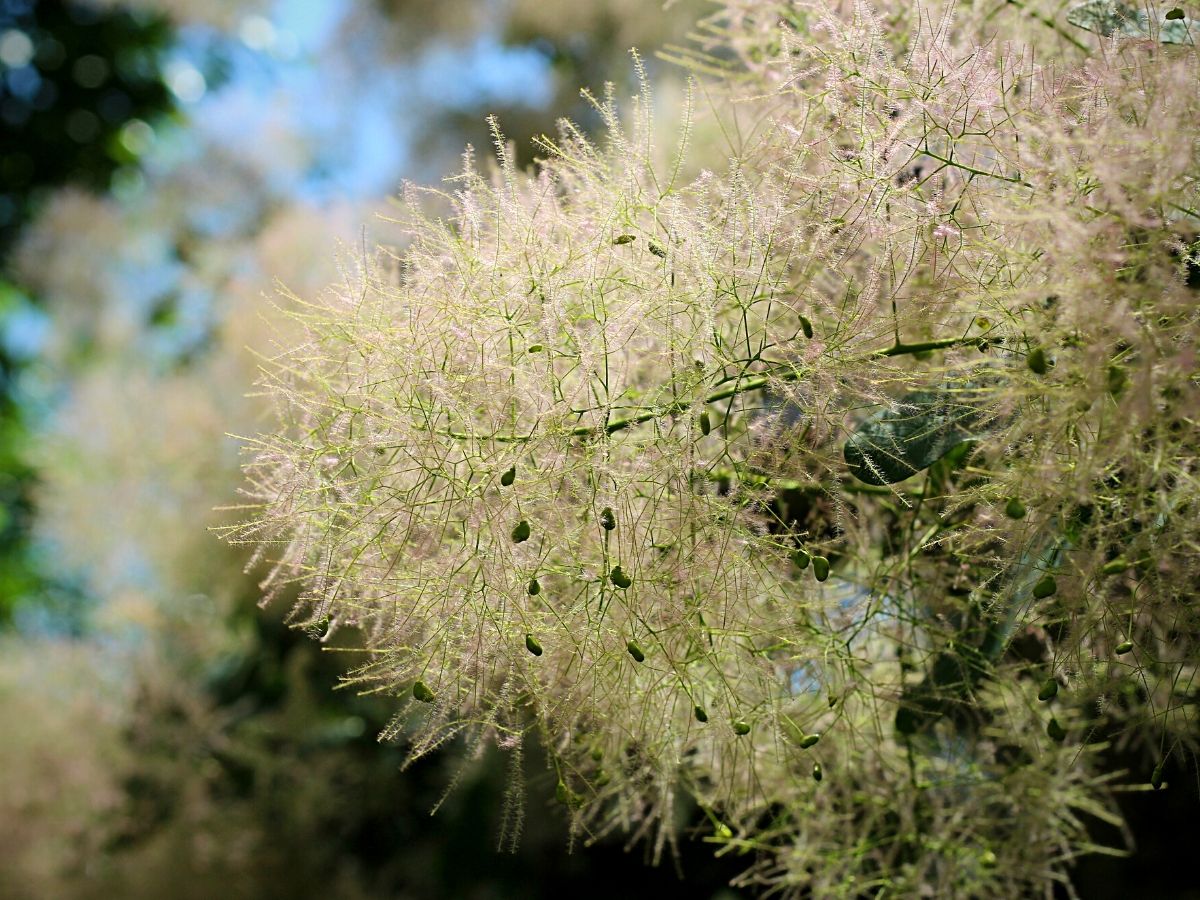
[[229, 2, 1200, 895]]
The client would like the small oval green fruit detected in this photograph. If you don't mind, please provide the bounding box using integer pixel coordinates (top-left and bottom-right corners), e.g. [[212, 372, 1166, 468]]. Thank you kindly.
[[694, 705, 708, 723], [792, 548, 810, 570], [412, 680, 435, 703], [599, 506, 617, 531], [648, 240, 667, 258], [1151, 763, 1165, 790], [1027, 347, 1048, 375], [980, 850, 998, 869], [812, 556, 830, 582], [500, 465, 516, 486], [590, 746, 603, 762], [1038, 678, 1058, 702], [527, 578, 541, 596], [626, 640, 645, 663], [1115, 640, 1134, 655], [798, 732, 821, 749], [511, 519, 531, 543], [1005, 497, 1026, 519], [1046, 717, 1067, 742], [610, 566, 632, 589], [733, 721, 751, 735], [715, 822, 733, 840], [800, 315, 814, 339], [555, 780, 572, 805], [1165, 6, 1184, 18], [613, 234, 636, 245], [525, 633, 543, 656], [1101, 558, 1129, 576], [812, 762, 823, 782], [699, 411, 711, 436], [1032, 575, 1057, 599]]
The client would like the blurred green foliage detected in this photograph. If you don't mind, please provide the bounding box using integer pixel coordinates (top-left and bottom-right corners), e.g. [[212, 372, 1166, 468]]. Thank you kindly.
[[1, 0, 176, 623]]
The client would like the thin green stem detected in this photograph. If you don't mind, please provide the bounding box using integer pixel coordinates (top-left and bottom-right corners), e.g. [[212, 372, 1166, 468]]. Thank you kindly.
[[435, 335, 981, 443]]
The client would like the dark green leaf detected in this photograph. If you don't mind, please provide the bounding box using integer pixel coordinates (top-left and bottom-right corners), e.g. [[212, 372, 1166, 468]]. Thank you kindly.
[[844, 389, 986, 485]]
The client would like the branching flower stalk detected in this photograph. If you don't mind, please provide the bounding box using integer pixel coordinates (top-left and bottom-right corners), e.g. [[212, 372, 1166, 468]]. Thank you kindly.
[[227, 2, 1200, 895]]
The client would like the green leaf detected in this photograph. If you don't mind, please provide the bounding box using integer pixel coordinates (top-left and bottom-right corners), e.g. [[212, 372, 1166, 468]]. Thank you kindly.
[[844, 389, 986, 485], [1066, 0, 1196, 44]]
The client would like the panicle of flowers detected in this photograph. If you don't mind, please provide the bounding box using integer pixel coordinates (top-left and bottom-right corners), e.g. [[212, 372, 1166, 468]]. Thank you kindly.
[[231, 0, 1200, 894]]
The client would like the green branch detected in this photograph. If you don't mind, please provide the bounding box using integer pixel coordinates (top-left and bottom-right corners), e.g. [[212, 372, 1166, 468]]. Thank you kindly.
[[440, 335, 980, 443]]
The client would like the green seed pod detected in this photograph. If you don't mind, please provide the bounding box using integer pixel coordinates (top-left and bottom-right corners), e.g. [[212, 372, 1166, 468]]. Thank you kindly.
[[811, 763, 823, 783], [699, 411, 711, 436], [626, 640, 645, 663], [511, 519, 531, 543], [792, 548, 810, 570], [527, 578, 541, 596], [1038, 678, 1059, 702], [1151, 762, 1165, 790], [555, 780, 572, 805], [1005, 497, 1026, 519], [500, 465, 516, 486], [610, 566, 633, 589], [613, 234, 636, 245], [733, 721, 751, 736], [694, 705, 708, 723], [1027, 347, 1048, 375], [1046, 717, 1067, 742], [1115, 640, 1134, 655], [800, 315, 813, 339], [1032, 575, 1057, 599], [812, 556, 830, 582], [648, 240, 667, 258], [798, 732, 821, 749], [412, 680, 435, 704], [1101, 558, 1128, 576], [525, 633, 543, 656], [599, 506, 616, 531]]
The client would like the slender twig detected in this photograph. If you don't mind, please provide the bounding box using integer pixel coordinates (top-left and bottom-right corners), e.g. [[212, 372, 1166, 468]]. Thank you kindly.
[[433, 335, 985, 443]]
